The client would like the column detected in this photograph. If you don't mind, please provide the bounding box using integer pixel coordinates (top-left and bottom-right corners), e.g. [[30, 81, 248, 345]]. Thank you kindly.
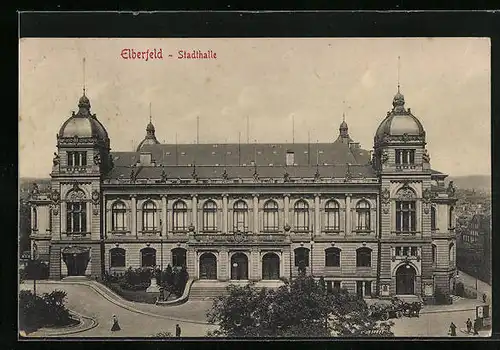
[[131, 195, 137, 238], [61, 202, 66, 234], [283, 194, 290, 227], [253, 194, 259, 234], [192, 194, 198, 231], [222, 194, 228, 234], [314, 193, 321, 236], [161, 195, 167, 237], [31, 206, 35, 232], [345, 194, 351, 235], [86, 201, 91, 233]]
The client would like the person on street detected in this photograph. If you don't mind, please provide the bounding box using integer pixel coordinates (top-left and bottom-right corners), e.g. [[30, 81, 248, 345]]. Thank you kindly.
[[111, 315, 121, 332], [448, 322, 457, 336], [175, 324, 181, 337], [473, 318, 480, 335], [466, 318, 472, 333]]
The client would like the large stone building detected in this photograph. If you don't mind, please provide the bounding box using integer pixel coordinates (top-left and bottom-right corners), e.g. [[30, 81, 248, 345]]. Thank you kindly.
[[28, 86, 458, 299]]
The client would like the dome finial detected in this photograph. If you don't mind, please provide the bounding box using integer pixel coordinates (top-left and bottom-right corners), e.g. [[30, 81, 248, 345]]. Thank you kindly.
[[149, 102, 152, 124], [397, 55, 401, 93], [82, 57, 86, 96]]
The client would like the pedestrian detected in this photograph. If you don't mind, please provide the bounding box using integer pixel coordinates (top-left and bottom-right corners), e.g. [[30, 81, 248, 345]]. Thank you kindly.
[[473, 318, 479, 335], [111, 314, 121, 332], [175, 324, 181, 337], [448, 322, 457, 336], [466, 318, 472, 333]]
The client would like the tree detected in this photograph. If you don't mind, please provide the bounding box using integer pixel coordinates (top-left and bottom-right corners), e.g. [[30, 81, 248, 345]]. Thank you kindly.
[[206, 275, 393, 337]]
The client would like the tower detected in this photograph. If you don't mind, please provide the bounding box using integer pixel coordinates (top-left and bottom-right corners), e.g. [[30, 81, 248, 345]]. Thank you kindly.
[[136, 104, 160, 151], [47, 91, 111, 279]]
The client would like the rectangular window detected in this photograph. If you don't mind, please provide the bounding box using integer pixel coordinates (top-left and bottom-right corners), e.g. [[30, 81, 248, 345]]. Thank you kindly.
[[326, 281, 333, 293], [395, 247, 402, 256], [333, 281, 341, 290], [364, 281, 372, 297], [395, 149, 415, 165], [67, 151, 87, 167], [396, 201, 416, 233], [356, 281, 364, 298], [410, 247, 418, 256], [402, 246, 409, 256]]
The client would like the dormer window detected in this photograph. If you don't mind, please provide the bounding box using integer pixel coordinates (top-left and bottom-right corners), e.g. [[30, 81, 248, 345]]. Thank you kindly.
[[67, 151, 87, 167], [286, 151, 295, 166], [395, 149, 415, 165]]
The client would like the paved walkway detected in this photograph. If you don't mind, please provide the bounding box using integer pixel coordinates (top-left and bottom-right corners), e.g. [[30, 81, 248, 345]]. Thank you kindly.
[[20, 282, 216, 337], [457, 270, 492, 301]]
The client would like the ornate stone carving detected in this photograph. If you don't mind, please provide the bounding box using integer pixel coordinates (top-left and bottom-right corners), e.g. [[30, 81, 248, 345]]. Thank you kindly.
[[222, 168, 229, 181], [161, 169, 168, 182], [52, 152, 60, 166], [130, 169, 136, 182], [283, 171, 290, 183], [396, 186, 415, 200], [422, 149, 430, 163], [253, 168, 259, 181], [93, 153, 101, 165], [381, 188, 390, 205], [402, 133, 409, 143], [31, 183, 39, 195], [447, 181, 456, 197], [50, 189, 61, 205], [67, 189, 86, 202], [314, 166, 320, 181], [191, 166, 198, 182], [381, 150, 389, 164], [91, 190, 100, 205], [422, 188, 435, 204]]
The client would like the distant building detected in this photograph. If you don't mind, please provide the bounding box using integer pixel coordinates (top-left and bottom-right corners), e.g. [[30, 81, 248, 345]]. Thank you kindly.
[[27, 86, 457, 300]]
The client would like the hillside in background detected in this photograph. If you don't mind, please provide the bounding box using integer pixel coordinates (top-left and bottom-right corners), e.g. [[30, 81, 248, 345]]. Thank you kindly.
[[447, 175, 491, 192]]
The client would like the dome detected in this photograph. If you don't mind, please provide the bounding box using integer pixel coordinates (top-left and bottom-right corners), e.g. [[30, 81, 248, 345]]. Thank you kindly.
[[58, 94, 109, 141], [375, 89, 424, 139], [136, 137, 160, 151]]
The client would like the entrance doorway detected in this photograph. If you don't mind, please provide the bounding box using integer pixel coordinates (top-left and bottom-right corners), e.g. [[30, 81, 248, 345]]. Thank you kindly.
[[199, 252, 217, 280], [396, 264, 416, 295], [230, 253, 248, 280], [62, 246, 90, 276], [262, 253, 280, 280]]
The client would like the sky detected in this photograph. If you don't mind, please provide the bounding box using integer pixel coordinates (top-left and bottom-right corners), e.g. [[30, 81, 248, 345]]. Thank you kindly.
[[19, 38, 490, 178]]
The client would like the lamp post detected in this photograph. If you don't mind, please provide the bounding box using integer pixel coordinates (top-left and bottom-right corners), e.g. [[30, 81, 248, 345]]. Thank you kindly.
[[32, 242, 38, 297], [160, 219, 163, 272]]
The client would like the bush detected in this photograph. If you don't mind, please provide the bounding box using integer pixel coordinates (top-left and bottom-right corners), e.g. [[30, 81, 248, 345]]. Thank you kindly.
[[455, 282, 465, 297], [19, 290, 74, 332], [21, 260, 49, 280]]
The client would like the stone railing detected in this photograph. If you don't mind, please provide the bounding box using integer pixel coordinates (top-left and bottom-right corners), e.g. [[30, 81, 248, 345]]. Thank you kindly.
[[190, 233, 289, 244]]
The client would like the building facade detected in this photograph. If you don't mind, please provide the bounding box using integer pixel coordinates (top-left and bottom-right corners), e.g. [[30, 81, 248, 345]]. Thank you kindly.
[[28, 87, 457, 299]]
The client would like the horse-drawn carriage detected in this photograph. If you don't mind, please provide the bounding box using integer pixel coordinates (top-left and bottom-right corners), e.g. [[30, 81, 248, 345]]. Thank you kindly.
[[369, 297, 422, 321]]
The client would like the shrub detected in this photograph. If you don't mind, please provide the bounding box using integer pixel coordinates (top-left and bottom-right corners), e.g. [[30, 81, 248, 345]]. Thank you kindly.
[[455, 282, 465, 297], [21, 260, 49, 280], [19, 290, 73, 332]]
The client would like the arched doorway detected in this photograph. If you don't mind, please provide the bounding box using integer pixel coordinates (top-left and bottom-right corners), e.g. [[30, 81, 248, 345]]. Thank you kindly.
[[396, 264, 416, 295], [62, 246, 90, 276], [199, 252, 217, 280], [231, 253, 248, 280], [262, 253, 280, 280]]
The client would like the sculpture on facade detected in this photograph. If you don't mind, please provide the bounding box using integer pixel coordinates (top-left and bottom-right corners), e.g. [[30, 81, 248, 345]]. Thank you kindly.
[[130, 169, 136, 182], [222, 168, 229, 181], [161, 169, 168, 182], [422, 149, 431, 163], [283, 171, 290, 183], [381, 150, 389, 164], [52, 152, 60, 166], [94, 153, 101, 165], [447, 181, 456, 197], [31, 183, 39, 195]]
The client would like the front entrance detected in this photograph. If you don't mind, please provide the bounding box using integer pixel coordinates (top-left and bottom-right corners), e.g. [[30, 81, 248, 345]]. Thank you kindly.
[[230, 252, 248, 280], [262, 253, 280, 280], [396, 264, 416, 295], [62, 246, 90, 276], [199, 252, 217, 280]]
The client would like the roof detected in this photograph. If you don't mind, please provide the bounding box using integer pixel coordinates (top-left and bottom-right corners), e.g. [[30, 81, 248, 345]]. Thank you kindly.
[[128, 142, 371, 167]]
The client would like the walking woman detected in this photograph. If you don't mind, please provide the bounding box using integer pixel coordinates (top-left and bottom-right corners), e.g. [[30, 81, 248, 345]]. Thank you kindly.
[[111, 315, 121, 332], [448, 322, 457, 336]]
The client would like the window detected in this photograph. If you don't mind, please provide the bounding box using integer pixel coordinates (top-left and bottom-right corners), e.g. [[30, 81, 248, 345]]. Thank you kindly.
[[395, 247, 402, 256], [202, 200, 217, 232], [449, 243, 455, 262], [173, 200, 188, 231], [142, 201, 157, 231], [449, 206, 454, 228], [396, 201, 416, 233], [325, 248, 341, 267], [395, 149, 415, 165], [67, 202, 87, 233], [33, 207, 38, 230], [333, 281, 341, 289], [364, 281, 372, 296], [402, 246, 409, 256], [171, 248, 187, 268], [112, 201, 126, 231], [431, 206, 437, 230], [410, 247, 418, 256], [356, 200, 371, 231], [432, 244, 437, 264], [294, 247, 310, 267], [233, 200, 248, 232], [356, 247, 372, 267], [294, 200, 309, 232], [141, 247, 156, 267], [67, 151, 87, 167], [110, 248, 126, 268], [263, 200, 279, 232], [325, 200, 340, 231]]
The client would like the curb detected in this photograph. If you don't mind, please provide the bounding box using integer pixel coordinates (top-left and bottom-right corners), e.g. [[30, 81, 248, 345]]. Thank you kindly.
[[24, 310, 99, 337], [29, 280, 211, 325], [420, 307, 476, 315]]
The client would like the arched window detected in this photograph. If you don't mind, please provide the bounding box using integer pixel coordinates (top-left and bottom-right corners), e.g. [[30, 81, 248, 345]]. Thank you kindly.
[[66, 190, 87, 234], [171, 248, 187, 268], [263, 200, 279, 232], [356, 247, 372, 267], [449, 206, 455, 228], [112, 201, 127, 231], [233, 200, 248, 232], [173, 200, 188, 232], [325, 247, 341, 267], [449, 243, 455, 262], [202, 200, 217, 232], [356, 200, 371, 231], [431, 206, 437, 231], [432, 244, 437, 264], [294, 200, 309, 232], [325, 200, 340, 231], [294, 247, 310, 267], [142, 201, 157, 232], [141, 247, 156, 267], [110, 248, 126, 268], [32, 207, 38, 230]]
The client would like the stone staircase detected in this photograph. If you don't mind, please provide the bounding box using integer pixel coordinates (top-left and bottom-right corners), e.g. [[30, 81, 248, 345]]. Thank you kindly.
[[189, 281, 231, 300], [62, 276, 90, 282]]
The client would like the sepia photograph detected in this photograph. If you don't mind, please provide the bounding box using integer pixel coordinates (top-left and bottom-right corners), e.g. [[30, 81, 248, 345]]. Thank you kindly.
[[18, 37, 491, 338]]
